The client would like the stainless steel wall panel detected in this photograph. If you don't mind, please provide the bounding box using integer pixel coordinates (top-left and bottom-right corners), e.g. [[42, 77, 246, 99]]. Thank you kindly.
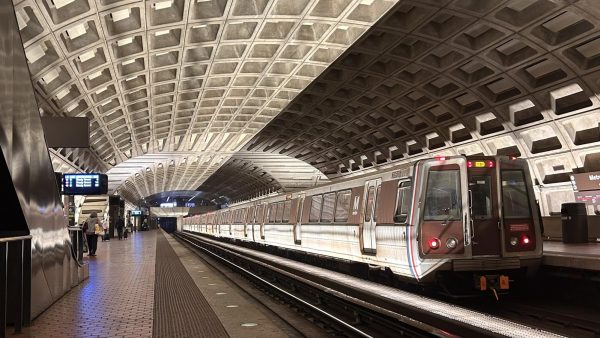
[[0, 0, 80, 319]]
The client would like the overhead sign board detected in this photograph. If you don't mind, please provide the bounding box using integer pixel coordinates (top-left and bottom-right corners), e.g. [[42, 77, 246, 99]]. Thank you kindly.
[[62, 173, 108, 195], [131, 210, 143, 216]]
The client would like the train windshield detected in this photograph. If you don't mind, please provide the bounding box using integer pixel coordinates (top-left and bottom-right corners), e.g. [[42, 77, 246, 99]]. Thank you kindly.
[[424, 170, 462, 221], [501, 170, 531, 218]]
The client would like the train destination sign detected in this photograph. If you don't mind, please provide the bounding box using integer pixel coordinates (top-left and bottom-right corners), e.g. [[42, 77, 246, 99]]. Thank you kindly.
[[62, 173, 108, 195]]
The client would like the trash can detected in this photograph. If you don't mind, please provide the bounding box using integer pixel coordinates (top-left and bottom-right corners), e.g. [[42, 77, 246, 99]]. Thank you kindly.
[[561, 202, 588, 243]]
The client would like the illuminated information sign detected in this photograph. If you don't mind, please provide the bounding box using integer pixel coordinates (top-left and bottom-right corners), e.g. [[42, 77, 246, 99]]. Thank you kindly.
[[62, 173, 108, 195]]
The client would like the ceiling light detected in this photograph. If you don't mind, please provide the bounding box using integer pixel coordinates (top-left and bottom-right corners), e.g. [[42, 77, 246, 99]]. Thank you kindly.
[[155, 29, 170, 36], [117, 37, 134, 46], [360, 0, 374, 5], [56, 88, 70, 100], [88, 70, 103, 80], [153, 0, 173, 10], [66, 23, 86, 39], [66, 103, 78, 112], [78, 50, 96, 62], [125, 75, 138, 81], [16, 10, 29, 30], [122, 59, 136, 65], [52, 0, 76, 9], [95, 86, 108, 95], [25, 44, 45, 63], [41, 69, 60, 85], [111, 8, 131, 22], [192, 24, 207, 29]]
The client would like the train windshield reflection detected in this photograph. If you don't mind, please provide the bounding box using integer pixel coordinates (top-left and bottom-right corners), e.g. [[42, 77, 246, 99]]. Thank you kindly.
[[424, 170, 462, 221]]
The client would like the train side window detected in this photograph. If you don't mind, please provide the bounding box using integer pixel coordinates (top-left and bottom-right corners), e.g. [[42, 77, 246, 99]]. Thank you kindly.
[[501, 170, 532, 218], [268, 204, 276, 223], [276, 202, 284, 223], [309, 195, 323, 222], [334, 190, 351, 222], [321, 193, 336, 223], [373, 186, 381, 222], [282, 200, 291, 222], [365, 186, 375, 222], [423, 170, 461, 221], [256, 206, 263, 223], [394, 182, 412, 223]]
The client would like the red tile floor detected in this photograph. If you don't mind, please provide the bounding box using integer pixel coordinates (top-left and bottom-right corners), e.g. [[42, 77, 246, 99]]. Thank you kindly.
[[20, 231, 156, 338]]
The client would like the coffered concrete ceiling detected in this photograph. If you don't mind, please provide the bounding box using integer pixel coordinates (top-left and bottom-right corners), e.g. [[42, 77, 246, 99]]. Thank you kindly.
[[242, 0, 600, 190], [17, 0, 397, 198]]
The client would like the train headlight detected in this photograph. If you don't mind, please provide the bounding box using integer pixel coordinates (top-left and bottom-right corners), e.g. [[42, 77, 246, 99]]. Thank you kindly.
[[428, 238, 440, 250], [446, 238, 458, 249], [510, 237, 518, 246]]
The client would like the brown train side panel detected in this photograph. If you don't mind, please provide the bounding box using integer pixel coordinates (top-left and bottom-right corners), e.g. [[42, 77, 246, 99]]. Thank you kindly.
[[347, 186, 365, 225], [375, 179, 399, 224], [301, 196, 312, 224], [289, 198, 300, 224]]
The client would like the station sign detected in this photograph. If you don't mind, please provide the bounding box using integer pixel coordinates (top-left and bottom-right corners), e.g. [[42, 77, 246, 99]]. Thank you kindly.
[[570, 171, 600, 192]]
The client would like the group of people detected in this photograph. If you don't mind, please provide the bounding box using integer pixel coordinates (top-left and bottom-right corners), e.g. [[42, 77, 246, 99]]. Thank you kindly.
[[82, 213, 131, 257]]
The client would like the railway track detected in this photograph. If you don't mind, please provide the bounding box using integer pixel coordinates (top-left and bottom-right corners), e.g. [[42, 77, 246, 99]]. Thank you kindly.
[[175, 231, 440, 338], [175, 231, 564, 338]]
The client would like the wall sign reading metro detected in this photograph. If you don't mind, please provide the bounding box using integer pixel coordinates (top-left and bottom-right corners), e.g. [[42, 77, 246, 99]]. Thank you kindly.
[[570, 171, 600, 192], [62, 173, 108, 195]]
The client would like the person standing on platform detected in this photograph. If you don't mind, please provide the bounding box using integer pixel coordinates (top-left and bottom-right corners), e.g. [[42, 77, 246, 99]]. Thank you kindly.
[[117, 216, 125, 240], [83, 212, 100, 257], [101, 217, 110, 241]]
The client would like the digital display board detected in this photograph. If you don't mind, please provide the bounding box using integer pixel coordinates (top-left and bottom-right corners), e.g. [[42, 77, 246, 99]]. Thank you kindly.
[[62, 173, 108, 195], [131, 210, 143, 216]]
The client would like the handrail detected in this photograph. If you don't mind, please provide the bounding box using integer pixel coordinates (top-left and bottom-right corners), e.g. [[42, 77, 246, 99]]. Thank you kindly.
[[0, 235, 32, 243], [67, 228, 84, 267], [0, 235, 31, 336]]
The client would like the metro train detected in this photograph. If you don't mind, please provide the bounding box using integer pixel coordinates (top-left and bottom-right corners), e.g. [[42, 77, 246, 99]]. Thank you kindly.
[[183, 156, 543, 293]]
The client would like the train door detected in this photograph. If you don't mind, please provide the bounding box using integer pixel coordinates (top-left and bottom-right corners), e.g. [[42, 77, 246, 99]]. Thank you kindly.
[[260, 204, 267, 240], [245, 206, 254, 238], [468, 159, 501, 256], [362, 178, 381, 254], [294, 196, 304, 244]]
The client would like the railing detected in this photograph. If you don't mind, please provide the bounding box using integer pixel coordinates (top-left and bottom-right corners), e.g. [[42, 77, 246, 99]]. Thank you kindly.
[[0, 235, 32, 337], [67, 226, 84, 265]]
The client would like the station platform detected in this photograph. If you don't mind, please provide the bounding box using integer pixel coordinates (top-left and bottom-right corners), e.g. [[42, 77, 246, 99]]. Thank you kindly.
[[543, 241, 600, 272], [13, 230, 303, 338]]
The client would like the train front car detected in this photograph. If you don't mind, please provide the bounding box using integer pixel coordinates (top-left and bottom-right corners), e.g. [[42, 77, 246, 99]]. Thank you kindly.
[[414, 155, 542, 295]]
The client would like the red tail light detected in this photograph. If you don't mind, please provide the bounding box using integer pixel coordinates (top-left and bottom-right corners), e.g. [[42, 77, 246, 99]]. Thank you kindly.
[[521, 235, 530, 245], [428, 238, 440, 250]]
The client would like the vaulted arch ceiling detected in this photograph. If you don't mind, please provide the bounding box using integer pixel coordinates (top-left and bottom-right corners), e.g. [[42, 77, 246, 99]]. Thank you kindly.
[[242, 0, 600, 188], [197, 152, 329, 201], [18, 0, 397, 198]]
